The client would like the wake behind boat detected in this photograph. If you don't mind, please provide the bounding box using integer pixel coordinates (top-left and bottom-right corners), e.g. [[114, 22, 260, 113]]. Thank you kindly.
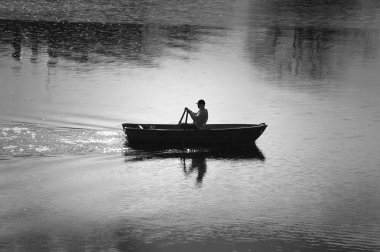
[[122, 123, 267, 149]]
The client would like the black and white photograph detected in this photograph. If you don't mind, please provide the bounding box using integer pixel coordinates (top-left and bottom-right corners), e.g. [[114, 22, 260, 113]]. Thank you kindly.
[[0, 1, 379, 251]]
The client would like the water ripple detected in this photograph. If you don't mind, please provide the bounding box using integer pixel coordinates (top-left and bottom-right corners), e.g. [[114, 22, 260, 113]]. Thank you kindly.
[[0, 124, 124, 157]]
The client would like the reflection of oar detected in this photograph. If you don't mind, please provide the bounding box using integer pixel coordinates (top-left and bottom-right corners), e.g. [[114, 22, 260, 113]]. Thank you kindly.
[[178, 108, 187, 125]]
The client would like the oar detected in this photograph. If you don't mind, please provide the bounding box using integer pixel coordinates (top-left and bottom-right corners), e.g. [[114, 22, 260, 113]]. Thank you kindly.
[[182, 110, 189, 149], [184, 109, 189, 126], [178, 108, 187, 125]]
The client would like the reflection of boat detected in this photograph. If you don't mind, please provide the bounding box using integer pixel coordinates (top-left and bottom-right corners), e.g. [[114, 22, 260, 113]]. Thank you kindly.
[[122, 123, 267, 149], [124, 144, 265, 186], [123, 144, 265, 161]]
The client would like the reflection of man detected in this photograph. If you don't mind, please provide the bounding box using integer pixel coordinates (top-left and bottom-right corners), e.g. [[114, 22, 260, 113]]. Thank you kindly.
[[191, 157, 207, 184], [183, 156, 207, 185], [185, 99, 208, 129]]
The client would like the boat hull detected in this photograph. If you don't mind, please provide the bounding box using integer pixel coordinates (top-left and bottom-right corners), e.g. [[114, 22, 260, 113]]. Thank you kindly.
[[122, 123, 267, 149]]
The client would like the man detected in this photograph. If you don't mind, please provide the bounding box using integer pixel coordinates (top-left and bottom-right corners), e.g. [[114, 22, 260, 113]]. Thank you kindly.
[[185, 99, 208, 129]]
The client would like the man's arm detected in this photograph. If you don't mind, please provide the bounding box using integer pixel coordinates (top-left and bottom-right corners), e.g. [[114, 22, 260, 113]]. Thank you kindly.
[[188, 110, 197, 120], [186, 108, 196, 118], [190, 110, 207, 122]]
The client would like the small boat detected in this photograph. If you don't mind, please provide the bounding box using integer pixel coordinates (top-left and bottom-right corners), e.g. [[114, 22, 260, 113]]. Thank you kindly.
[[122, 123, 267, 149]]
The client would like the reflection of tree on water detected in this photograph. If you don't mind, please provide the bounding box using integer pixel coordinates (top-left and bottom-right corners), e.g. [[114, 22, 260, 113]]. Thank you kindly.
[[248, 25, 379, 81], [30, 26, 40, 63], [247, 1, 379, 81], [250, 0, 361, 26], [0, 19, 221, 66], [10, 25, 22, 60], [182, 156, 207, 186]]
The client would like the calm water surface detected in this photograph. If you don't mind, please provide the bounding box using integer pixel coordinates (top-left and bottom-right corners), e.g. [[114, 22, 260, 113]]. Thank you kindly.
[[1, 0, 380, 251]]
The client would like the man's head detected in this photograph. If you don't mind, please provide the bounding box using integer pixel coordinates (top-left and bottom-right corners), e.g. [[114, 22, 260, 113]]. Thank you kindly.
[[196, 99, 206, 108]]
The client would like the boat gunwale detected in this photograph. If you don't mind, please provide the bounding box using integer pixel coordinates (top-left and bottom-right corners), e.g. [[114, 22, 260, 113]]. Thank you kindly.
[[122, 123, 267, 132]]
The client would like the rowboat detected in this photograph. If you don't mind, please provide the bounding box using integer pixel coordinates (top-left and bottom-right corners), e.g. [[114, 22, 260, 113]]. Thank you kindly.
[[122, 123, 267, 149]]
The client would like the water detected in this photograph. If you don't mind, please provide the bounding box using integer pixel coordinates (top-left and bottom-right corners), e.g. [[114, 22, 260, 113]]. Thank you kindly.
[[1, 0, 380, 251]]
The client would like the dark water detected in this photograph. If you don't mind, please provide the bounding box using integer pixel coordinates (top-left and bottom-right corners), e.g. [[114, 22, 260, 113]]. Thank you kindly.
[[1, 1, 380, 251]]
